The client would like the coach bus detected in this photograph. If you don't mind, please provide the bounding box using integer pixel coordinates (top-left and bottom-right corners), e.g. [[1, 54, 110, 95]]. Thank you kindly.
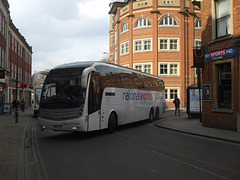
[[31, 71, 48, 117], [38, 61, 165, 132]]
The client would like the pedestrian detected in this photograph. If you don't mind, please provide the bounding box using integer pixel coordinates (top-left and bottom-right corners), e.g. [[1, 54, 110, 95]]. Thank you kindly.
[[173, 95, 180, 116], [21, 98, 26, 112], [12, 98, 20, 117]]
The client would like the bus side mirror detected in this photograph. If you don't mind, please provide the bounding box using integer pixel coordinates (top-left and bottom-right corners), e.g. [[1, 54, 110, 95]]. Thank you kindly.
[[81, 67, 96, 88]]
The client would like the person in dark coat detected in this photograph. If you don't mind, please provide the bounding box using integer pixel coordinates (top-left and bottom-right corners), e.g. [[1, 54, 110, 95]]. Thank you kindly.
[[173, 95, 180, 116], [12, 98, 20, 117]]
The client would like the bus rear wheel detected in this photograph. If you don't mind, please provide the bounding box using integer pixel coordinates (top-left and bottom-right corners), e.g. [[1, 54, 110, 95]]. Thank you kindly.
[[155, 107, 159, 120], [108, 113, 117, 133], [149, 108, 154, 122]]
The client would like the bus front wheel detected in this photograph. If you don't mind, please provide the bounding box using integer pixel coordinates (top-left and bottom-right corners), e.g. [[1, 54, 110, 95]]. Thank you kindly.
[[108, 113, 117, 133]]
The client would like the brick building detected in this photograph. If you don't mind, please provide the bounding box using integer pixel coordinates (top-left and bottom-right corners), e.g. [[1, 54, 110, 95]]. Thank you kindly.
[[0, 0, 32, 110], [108, 0, 202, 108], [201, 0, 240, 131]]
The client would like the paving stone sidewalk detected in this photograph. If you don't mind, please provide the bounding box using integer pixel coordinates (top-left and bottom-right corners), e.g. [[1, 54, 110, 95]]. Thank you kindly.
[[155, 109, 240, 144], [0, 108, 32, 180]]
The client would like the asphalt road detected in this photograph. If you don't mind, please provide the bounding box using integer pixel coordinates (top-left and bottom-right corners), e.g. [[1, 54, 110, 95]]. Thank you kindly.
[[24, 118, 240, 180]]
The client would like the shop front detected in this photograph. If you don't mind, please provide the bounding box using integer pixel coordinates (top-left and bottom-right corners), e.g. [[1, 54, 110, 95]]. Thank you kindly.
[[202, 46, 240, 132]]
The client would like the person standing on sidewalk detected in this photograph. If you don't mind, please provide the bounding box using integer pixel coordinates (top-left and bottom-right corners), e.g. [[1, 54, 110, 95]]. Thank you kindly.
[[12, 98, 20, 117], [20, 98, 26, 112], [173, 95, 180, 116]]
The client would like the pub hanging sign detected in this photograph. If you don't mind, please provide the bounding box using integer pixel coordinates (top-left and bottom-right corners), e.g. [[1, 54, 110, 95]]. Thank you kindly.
[[204, 46, 238, 63], [0, 70, 5, 79]]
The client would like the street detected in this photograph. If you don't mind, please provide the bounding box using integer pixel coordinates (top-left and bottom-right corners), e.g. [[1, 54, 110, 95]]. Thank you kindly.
[[24, 118, 240, 180]]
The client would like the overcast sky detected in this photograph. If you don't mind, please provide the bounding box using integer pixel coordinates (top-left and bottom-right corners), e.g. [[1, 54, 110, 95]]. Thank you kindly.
[[8, 0, 110, 73]]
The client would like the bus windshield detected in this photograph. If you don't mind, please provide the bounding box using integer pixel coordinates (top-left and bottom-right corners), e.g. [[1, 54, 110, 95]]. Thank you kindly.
[[40, 67, 86, 109]]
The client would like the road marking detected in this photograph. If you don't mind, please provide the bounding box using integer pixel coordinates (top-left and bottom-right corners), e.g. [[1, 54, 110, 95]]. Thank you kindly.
[[32, 121, 49, 180], [152, 150, 230, 180]]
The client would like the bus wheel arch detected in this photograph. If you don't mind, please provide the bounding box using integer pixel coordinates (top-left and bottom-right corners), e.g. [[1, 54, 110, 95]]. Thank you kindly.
[[107, 111, 118, 133], [155, 107, 160, 120], [148, 107, 154, 122]]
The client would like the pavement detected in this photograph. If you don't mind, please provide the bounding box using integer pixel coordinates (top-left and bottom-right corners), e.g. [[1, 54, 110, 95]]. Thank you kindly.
[[0, 108, 240, 180], [0, 107, 32, 180], [155, 109, 240, 144]]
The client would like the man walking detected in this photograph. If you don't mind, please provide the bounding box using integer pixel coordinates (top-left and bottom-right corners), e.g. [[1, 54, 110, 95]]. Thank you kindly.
[[173, 95, 180, 116]]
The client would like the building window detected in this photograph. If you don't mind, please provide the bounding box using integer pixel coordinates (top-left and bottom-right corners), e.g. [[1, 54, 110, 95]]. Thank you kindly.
[[170, 39, 178, 50], [134, 63, 152, 74], [194, 40, 201, 48], [170, 64, 178, 75], [216, 0, 231, 38], [165, 88, 179, 101], [134, 40, 142, 52], [111, 15, 114, 30], [160, 39, 168, 50], [135, 18, 151, 28], [159, 63, 179, 76], [115, 30, 118, 45], [121, 44, 124, 55], [134, 39, 152, 53], [115, 49, 118, 64], [217, 63, 231, 109], [144, 64, 151, 74], [195, 20, 201, 28], [134, 65, 142, 72], [160, 64, 168, 75], [120, 42, 129, 56], [170, 89, 178, 100], [122, 23, 129, 33], [165, 89, 168, 100], [160, 16, 177, 26], [159, 38, 179, 51], [125, 42, 129, 54]]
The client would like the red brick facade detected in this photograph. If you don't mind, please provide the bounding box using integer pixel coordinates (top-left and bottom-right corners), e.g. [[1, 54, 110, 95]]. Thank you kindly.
[[201, 0, 240, 131], [109, 0, 201, 108]]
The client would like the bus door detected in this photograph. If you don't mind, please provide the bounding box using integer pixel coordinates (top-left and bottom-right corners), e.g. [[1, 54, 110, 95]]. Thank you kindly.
[[87, 72, 101, 131]]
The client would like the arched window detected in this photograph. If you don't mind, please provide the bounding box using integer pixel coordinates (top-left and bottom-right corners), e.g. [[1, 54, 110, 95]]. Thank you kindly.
[[122, 23, 129, 32], [135, 18, 151, 28], [196, 20, 201, 28], [160, 16, 177, 26]]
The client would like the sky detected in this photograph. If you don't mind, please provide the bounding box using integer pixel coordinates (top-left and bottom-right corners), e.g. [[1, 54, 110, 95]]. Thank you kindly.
[[8, 0, 110, 73]]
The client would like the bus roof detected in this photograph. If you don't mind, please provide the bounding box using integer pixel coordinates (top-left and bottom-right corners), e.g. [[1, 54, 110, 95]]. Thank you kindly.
[[51, 61, 163, 81]]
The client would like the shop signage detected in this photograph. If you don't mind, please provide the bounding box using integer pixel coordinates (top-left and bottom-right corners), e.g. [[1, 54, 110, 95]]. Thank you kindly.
[[22, 84, 28, 88], [0, 70, 5, 79], [204, 46, 238, 63]]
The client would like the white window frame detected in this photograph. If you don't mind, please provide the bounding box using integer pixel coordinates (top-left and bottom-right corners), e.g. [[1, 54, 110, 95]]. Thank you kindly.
[[110, 35, 114, 46], [120, 41, 130, 56], [160, 63, 168, 75], [194, 39, 201, 48], [165, 87, 180, 101], [159, 38, 179, 52], [115, 30, 118, 45], [159, 62, 180, 76], [134, 38, 152, 53], [160, 16, 178, 26], [135, 18, 151, 28], [122, 23, 129, 33], [195, 20, 201, 29], [134, 63, 152, 74], [115, 49, 118, 64], [215, 0, 231, 38]]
